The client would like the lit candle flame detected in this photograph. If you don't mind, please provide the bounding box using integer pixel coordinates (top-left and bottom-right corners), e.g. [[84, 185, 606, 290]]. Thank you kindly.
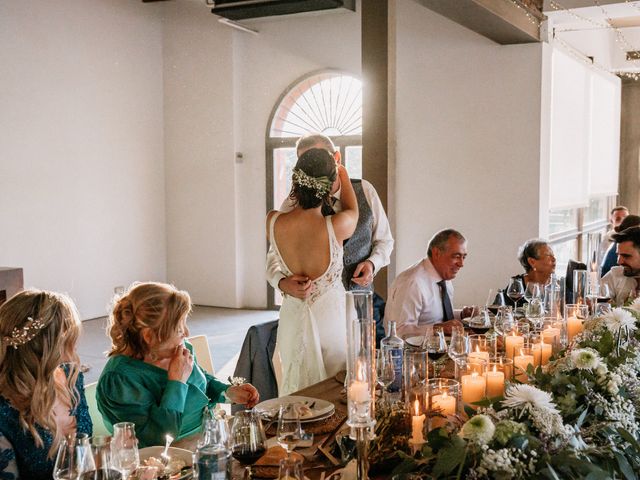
[[414, 399, 419, 415]]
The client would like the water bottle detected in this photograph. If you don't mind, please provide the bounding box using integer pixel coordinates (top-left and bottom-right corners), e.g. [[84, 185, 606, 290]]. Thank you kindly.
[[193, 410, 232, 479], [380, 321, 403, 393]]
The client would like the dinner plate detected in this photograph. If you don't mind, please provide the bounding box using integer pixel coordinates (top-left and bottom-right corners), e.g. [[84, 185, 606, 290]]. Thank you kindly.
[[406, 334, 451, 348], [138, 446, 193, 480], [254, 395, 335, 422]]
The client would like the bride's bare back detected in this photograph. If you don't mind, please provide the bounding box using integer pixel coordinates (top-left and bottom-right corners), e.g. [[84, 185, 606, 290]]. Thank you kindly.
[[268, 209, 332, 280]]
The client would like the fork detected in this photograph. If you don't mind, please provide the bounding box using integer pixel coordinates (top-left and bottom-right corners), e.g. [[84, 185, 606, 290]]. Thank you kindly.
[[161, 434, 174, 467]]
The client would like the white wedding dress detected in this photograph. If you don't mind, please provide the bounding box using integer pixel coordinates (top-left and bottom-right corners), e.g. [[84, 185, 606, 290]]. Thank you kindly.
[[270, 212, 347, 395]]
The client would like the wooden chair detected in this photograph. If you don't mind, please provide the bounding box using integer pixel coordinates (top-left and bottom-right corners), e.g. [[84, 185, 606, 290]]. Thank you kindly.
[[188, 334, 215, 376], [84, 381, 111, 436]]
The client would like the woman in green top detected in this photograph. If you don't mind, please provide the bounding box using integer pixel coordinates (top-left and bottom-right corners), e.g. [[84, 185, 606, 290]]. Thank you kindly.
[[96, 282, 259, 448]]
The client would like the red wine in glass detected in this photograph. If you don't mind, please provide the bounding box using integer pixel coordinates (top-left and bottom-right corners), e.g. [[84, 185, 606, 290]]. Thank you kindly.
[[232, 445, 267, 464]]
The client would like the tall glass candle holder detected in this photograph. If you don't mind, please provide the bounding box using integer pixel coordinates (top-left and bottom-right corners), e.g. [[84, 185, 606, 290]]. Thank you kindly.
[[403, 350, 428, 411], [572, 270, 588, 305], [458, 358, 487, 408], [345, 291, 375, 480], [428, 379, 459, 430], [565, 303, 589, 343], [504, 320, 528, 360]]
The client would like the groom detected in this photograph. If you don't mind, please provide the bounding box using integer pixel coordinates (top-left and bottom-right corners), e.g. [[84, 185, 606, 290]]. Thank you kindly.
[[266, 133, 394, 339]]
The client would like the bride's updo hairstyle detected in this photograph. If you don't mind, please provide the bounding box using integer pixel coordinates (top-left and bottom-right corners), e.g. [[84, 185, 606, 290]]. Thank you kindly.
[[107, 282, 191, 360], [289, 148, 337, 209]]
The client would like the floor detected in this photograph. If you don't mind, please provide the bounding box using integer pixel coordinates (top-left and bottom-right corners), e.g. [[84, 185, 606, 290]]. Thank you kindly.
[[77, 306, 279, 384]]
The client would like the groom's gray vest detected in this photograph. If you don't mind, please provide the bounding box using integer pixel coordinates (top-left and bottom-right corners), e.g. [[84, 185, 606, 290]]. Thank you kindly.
[[342, 180, 373, 291]]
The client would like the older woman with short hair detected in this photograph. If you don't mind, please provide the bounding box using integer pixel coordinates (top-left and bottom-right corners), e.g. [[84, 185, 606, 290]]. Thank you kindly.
[[502, 239, 556, 308]]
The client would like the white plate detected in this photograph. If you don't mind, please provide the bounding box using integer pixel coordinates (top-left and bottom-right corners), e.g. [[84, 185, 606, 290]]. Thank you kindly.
[[405, 335, 425, 348], [138, 446, 193, 479], [254, 395, 334, 422]]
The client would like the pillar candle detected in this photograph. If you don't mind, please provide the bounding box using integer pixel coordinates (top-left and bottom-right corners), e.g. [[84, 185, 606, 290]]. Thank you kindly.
[[513, 351, 534, 382], [485, 367, 505, 397], [532, 341, 552, 367], [348, 381, 370, 403], [505, 334, 524, 359], [431, 392, 456, 416], [567, 315, 583, 342], [468, 347, 490, 363], [461, 372, 486, 405], [542, 327, 560, 346], [410, 400, 425, 444]]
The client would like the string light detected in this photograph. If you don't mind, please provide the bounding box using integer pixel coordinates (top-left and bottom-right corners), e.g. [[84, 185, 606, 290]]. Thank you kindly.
[[503, 0, 543, 27], [549, 0, 640, 80]]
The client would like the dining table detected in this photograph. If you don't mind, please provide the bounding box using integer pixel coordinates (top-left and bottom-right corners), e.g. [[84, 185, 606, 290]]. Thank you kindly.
[[174, 373, 348, 479]]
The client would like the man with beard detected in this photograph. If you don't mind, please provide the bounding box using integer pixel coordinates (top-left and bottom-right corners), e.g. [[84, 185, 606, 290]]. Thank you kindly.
[[602, 226, 640, 305]]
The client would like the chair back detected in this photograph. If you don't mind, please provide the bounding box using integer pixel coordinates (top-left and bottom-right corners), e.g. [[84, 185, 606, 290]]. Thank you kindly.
[[84, 381, 111, 436], [188, 334, 215, 376]]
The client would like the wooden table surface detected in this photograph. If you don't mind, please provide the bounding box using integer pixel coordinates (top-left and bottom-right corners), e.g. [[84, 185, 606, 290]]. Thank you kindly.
[[174, 374, 348, 479]]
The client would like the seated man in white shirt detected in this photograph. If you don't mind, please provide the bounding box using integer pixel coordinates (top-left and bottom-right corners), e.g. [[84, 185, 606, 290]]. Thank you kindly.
[[602, 226, 640, 305], [385, 229, 472, 337]]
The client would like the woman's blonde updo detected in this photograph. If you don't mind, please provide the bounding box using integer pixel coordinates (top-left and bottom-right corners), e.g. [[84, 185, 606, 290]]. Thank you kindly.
[[107, 282, 191, 360], [0, 289, 82, 456]]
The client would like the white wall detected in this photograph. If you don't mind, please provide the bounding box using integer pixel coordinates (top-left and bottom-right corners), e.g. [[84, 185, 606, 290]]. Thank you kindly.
[[0, 0, 166, 319], [163, 2, 239, 306], [233, 8, 361, 307], [163, 5, 361, 307], [393, 1, 545, 305]]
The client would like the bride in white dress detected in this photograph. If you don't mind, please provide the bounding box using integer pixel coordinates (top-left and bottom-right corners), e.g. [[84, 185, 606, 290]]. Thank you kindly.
[[267, 148, 358, 395]]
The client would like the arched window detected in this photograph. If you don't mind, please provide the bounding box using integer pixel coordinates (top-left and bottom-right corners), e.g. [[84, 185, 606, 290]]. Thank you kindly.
[[266, 70, 362, 307], [266, 71, 363, 211]]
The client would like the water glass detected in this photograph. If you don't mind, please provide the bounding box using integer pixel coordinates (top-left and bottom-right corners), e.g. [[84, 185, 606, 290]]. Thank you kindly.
[[53, 433, 91, 480], [375, 349, 395, 405], [277, 457, 304, 480], [111, 422, 139, 477], [276, 404, 302, 458]]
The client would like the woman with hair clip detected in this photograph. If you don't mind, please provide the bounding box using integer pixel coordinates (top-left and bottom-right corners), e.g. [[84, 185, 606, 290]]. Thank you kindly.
[[96, 282, 259, 448], [267, 148, 358, 394], [0, 289, 92, 479]]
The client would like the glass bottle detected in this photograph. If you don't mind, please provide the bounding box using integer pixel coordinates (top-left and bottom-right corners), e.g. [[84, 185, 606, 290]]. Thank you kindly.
[[380, 321, 404, 393], [193, 410, 232, 480]]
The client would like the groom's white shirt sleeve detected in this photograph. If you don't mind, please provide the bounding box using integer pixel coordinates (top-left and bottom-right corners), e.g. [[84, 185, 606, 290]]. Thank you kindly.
[[265, 198, 296, 290]]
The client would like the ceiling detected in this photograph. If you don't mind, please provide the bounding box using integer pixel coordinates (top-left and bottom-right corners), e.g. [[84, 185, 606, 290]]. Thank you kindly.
[[544, 1, 640, 74]]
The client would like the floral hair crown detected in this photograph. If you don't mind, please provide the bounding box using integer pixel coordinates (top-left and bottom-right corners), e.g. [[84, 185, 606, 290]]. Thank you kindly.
[[292, 168, 332, 200], [2, 317, 46, 349]]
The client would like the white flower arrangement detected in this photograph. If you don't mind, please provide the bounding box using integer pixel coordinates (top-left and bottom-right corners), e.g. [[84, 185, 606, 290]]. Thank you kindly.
[[460, 414, 495, 445], [501, 384, 559, 414], [600, 307, 637, 334], [570, 347, 601, 370]]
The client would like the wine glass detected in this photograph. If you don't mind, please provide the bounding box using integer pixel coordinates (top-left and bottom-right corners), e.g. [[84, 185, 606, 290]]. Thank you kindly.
[[524, 282, 542, 305], [525, 297, 545, 331], [448, 326, 469, 377], [231, 410, 267, 465], [423, 327, 448, 376], [111, 422, 139, 478], [375, 349, 395, 406], [486, 288, 506, 314], [53, 433, 91, 480], [506, 277, 525, 315], [276, 404, 302, 459], [78, 435, 122, 480]]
